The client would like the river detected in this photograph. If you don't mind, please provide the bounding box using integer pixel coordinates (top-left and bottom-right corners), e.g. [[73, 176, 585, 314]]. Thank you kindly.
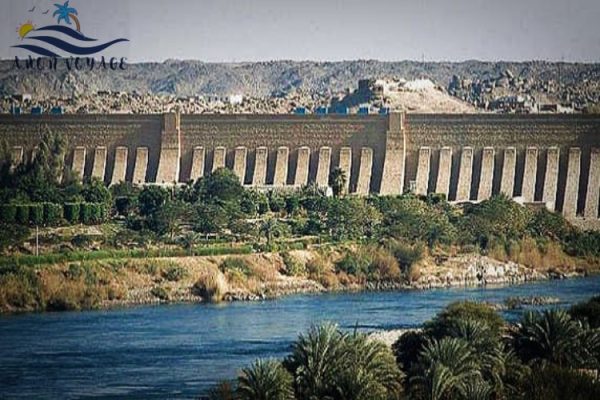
[[1, 276, 599, 399]]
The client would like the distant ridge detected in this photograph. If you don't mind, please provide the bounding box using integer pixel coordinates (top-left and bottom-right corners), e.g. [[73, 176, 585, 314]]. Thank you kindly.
[[1, 59, 598, 99]]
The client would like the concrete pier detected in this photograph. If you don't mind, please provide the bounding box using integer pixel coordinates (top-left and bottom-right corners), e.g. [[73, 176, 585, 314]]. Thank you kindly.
[[294, 146, 310, 187], [500, 147, 516, 197], [316, 146, 332, 187], [253, 146, 268, 186], [415, 147, 431, 195], [233, 146, 247, 183], [356, 147, 373, 195], [542, 147, 560, 211], [456, 147, 473, 202], [91, 146, 107, 181], [71, 147, 86, 181], [584, 148, 600, 219], [111, 146, 128, 185], [212, 146, 226, 171], [477, 147, 495, 201], [190, 146, 205, 181], [563, 147, 581, 218], [522, 147, 538, 202], [435, 147, 452, 197], [132, 147, 149, 184], [273, 146, 289, 186], [339, 147, 352, 193]]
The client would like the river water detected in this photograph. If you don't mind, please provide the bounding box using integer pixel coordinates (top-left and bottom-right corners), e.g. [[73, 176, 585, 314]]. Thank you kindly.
[[1, 276, 599, 399]]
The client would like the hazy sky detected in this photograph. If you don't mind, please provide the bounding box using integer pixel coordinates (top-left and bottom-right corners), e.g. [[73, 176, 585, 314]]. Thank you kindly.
[[1, 0, 599, 62]]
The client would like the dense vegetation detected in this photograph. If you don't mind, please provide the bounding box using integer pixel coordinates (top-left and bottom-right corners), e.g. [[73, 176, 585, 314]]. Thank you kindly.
[[206, 297, 600, 400], [1, 132, 600, 312]]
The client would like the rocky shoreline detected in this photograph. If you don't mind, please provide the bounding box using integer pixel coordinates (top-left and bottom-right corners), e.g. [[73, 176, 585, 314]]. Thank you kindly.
[[99, 254, 588, 310]]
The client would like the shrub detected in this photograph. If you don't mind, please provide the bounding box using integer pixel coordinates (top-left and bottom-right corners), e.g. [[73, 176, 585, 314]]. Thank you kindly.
[[162, 265, 188, 282], [306, 255, 327, 280], [368, 248, 402, 281], [390, 241, 425, 271], [0, 224, 30, 251], [237, 359, 294, 400], [335, 251, 371, 277], [80, 203, 92, 225], [43, 203, 63, 226], [193, 269, 228, 302], [150, 286, 170, 301], [0, 204, 17, 223], [520, 364, 600, 400], [219, 257, 252, 277], [29, 203, 43, 225], [423, 301, 504, 338], [115, 196, 134, 216], [15, 204, 29, 225], [570, 295, 600, 328], [281, 252, 305, 276], [64, 203, 81, 224]]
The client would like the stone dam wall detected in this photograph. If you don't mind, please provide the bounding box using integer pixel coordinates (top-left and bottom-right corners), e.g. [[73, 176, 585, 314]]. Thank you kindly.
[[0, 112, 599, 225]]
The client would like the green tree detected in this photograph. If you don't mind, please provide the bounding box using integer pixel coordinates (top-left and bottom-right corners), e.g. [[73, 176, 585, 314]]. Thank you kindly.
[[197, 168, 244, 203], [237, 359, 294, 400], [138, 186, 168, 216], [259, 218, 288, 245], [329, 167, 347, 197]]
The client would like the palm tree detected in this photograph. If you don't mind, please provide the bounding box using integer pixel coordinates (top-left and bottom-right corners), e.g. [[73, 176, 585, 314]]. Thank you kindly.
[[180, 232, 201, 255], [410, 337, 480, 400], [284, 323, 347, 400], [511, 309, 592, 368], [259, 218, 286, 245], [329, 167, 347, 197], [237, 359, 294, 400], [53, 1, 80, 32]]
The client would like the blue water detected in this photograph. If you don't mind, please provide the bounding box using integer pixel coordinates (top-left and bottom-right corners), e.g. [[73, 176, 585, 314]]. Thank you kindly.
[[1, 277, 599, 399]]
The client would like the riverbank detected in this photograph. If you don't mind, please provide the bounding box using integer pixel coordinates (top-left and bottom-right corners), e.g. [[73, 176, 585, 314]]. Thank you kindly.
[[1, 246, 596, 314]]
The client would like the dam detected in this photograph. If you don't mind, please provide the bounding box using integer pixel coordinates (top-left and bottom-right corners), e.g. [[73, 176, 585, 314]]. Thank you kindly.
[[1, 112, 599, 224]]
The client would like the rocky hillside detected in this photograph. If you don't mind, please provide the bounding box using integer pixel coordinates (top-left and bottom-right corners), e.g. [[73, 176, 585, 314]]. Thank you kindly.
[[1, 59, 599, 112]]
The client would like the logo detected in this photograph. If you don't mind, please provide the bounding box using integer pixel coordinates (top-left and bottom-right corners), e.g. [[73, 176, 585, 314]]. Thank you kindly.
[[12, 1, 128, 70]]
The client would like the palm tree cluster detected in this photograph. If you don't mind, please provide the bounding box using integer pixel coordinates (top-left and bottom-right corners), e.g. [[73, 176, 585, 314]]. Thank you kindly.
[[208, 298, 600, 400]]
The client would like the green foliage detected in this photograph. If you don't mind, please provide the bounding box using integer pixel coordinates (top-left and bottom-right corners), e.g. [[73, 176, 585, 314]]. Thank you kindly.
[[150, 286, 170, 301], [519, 364, 600, 400], [424, 301, 504, 338], [0, 204, 16, 223], [511, 309, 600, 368], [161, 265, 188, 282], [64, 203, 81, 224], [281, 252, 305, 276], [389, 241, 425, 271], [326, 197, 381, 240], [527, 208, 574, 241], [115, 196, 135, 216], [461, 195, 532, 248], [15, 204, 29, 225], [80, 203, 93, 225], [138, 186, 168, 216], [219, 257, 252, 277], [570, 295, 600, 328], [268, 191, 286, 213], [81, 178, 111, 205], [283, 323, 404, 400], [335, 250, 371, 276], [237, 359, 294, 400], [197, 168, 244, 204], [0, 224, 29, 251], [43, 202, 63, 225], [328, 167, 347, 197], [565, 230, 600, 258], [28, 204, 43, 225], [378, 195, 457, 247]]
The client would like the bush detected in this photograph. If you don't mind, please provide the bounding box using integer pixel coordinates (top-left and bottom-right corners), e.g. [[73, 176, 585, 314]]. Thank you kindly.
[[423, 301, 504, 338], [0, 204, 17, 223], [151, 286, 170, 301], [15, 204, 29, 225], [162, 265, 188, 282], [80, 203, 92, 225], [43, 203, 63, 226], [335, 251, 371, 277], [29, 203, 43, 225], [115, 196, 134, 216], [0, 224, 29, 251], [281, 252, 306, 276], [520, 364, 600, 400], [570, 295, 600, 328], [389, 241, 425, 271], [219, 257, 252, 277], [64, 203, 81, 224], [193, 269, 228, 302]]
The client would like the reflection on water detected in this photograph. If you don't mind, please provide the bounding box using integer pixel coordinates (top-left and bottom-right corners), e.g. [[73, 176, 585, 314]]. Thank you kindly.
[[1, 276, 599, 399]]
